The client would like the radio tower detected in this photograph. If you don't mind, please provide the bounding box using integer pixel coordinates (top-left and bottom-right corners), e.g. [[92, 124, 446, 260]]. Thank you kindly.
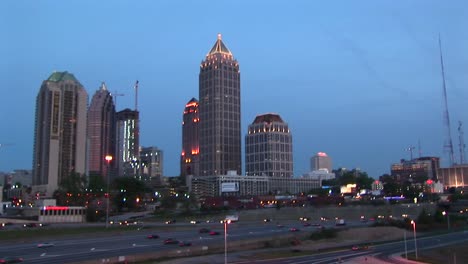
[[459, 121, 466, 164], [439, 35, 455, 166]]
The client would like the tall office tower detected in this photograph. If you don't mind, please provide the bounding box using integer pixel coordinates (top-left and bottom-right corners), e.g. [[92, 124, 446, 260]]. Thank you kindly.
[[181, 98, 200, 176], [87, 82, 116, 179], [32, 71, 88, 197], [199, 34, 241, 176], [245, 113, 293, 177], [140, 146, 164, 185], [311, 152, 332, 172], [116, 109, 139, 178]]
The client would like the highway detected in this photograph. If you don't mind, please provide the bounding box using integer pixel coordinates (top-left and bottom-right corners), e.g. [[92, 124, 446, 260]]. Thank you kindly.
[[230, 231, 468, 264], [0, 220, 333, 263], [0, 220, 466, 263]]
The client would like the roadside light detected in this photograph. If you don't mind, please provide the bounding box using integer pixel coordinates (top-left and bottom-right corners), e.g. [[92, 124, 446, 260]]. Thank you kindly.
[[136, 197, 140, 203]]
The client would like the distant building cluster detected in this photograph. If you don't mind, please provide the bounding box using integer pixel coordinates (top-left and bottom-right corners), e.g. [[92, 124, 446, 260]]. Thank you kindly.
[[2, 34, 466, 203], [31, 73, 163, 198]]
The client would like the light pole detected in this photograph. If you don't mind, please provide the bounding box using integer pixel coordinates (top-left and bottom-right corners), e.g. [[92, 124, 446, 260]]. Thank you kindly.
[[404, 230, 408, 259], [105, 155, 113, 228], [411, 220, 418, 259], [223, 219, 231, 264], [442, 211, 450, 230]]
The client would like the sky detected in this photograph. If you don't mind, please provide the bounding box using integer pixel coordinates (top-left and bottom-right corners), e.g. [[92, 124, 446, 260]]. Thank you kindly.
[[1, 1, 467, 178]]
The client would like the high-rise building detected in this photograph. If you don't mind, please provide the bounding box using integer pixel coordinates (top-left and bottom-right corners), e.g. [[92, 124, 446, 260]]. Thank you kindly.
[[181, 98, 199, 176], [245, 113, 293, 177], [116, 109, 139, 178], [87, 82, 116, 179], [391, 157, 440, 184], [199, 34, 241, 176], [140, 146, 163, 186], [312, 152, 332, 173], [32, 71, 88, 197]]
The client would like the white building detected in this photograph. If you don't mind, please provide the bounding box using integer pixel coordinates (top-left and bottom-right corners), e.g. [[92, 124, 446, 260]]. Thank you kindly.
[[311, 152, 332, 172]]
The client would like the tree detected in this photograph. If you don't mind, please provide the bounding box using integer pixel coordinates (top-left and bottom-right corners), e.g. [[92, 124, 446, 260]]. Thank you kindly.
[[113, 177, 148, 211], [54, 171, 88, 206], [88, 174, 105, 193]]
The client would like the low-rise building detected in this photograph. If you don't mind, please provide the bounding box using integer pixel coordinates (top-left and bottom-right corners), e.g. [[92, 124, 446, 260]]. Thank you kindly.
[[188, 171, 320, 198]]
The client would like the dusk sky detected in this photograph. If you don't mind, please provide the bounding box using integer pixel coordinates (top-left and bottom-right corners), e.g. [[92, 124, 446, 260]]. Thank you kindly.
[[1, 1, 467, 178]]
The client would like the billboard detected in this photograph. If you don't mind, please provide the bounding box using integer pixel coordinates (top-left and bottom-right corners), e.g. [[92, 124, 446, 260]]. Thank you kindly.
[[221, 182, 239, 192]]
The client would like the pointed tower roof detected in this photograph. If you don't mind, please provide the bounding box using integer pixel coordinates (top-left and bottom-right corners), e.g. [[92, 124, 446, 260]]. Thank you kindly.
[[100, 82, 107, 91], [208, 33, 232, 56]]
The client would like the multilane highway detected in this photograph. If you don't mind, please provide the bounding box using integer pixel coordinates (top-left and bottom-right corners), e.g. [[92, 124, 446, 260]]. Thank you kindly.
[[0, 219, 335, 263]]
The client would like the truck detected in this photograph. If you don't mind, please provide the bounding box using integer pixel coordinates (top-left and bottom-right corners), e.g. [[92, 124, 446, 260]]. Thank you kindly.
[[335, 218, 346, 226], [225, 215, 239, 222]]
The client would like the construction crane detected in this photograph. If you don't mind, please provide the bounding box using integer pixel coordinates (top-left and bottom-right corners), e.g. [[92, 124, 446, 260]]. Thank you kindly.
[[0, 143, 14, 149], [134, 80, 139, 111], [439, 35, 456, 166], [112, 91, 124, 109]]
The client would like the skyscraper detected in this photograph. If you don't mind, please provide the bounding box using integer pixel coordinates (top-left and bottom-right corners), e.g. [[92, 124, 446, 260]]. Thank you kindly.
[[140, 146, 164, 186], [311, 152, 332, 172], [32, 71, 88, 197], [245, 113, 293, 177], [181, 98, 199, 176], [116, 109, 139, 178], [199, 34, 241, 176], [87, 82, 116, 179]]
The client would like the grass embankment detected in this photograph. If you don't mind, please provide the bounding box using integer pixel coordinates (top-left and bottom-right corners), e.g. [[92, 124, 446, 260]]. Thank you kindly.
[[0, 223, 188, 241], [416, 244, 468, 264]]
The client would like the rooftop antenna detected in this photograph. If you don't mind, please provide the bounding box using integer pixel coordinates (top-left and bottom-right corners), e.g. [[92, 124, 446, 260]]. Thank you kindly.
[[439, 35, 455, 166], [134, 80, 139, 111], [407, 146, 415, 160], [459, 121, 466, 164]]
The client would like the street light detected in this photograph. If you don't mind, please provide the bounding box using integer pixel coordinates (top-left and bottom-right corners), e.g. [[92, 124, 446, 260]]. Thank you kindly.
[[442, 211, 450, 231], [223, 219, 231, 264], [105, 155, 113, 228], [411, 220, 418, 259]]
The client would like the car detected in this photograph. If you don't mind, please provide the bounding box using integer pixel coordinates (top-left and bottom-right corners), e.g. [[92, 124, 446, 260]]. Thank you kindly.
[[178, 241, 192, 247], [119, 220, 138, 226], [289, 227, 300, 232], [0, 256, 24, 263], [165, 220, 176, 224], [163, 238, 178, 245], [299, 217, 309, 221], [23, 223, 43, 228], [146, 234, 159, 239], [263, 218, 272, 223], [37, 242, 54, 248], [190, 220, 200, 224], [351, 245, 369, 251], [209, 231, 220, 236], [199, 228, 210, 233]]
